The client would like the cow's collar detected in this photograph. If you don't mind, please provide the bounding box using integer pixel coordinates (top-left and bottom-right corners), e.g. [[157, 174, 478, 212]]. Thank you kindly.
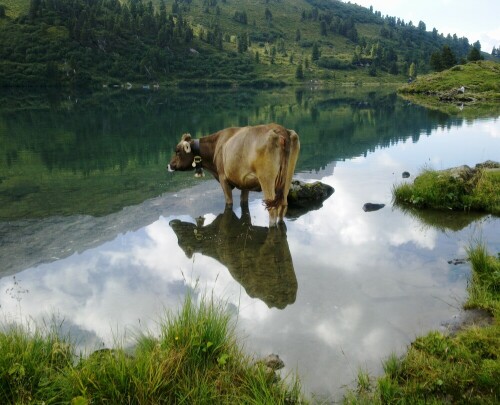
[[192, 139, 201, 155], [191, 139, 204, 177]]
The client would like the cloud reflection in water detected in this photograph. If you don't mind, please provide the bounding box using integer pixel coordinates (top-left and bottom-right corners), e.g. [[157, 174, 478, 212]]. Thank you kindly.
[[0, 121, 499, 401]]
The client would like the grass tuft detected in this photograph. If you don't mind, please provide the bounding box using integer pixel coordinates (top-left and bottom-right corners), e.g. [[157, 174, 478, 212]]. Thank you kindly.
[[0, 294, 305, 404], [393, 165, 500, 215]]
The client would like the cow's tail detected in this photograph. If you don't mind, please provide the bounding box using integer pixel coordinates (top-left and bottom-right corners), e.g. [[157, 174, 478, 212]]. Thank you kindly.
[[264, 129, 298, 210]]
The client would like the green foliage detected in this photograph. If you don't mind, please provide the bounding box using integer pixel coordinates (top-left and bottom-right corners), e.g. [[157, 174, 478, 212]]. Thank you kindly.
[[468, 47, 482, 62], [0, 0, 29, 17], [311, 42, 320, 61], [317, 57, 352, 70], [393, 169, 468, 210], [466, 244, 500, 315], [0, 325, 73, 403], [0, 295, 305, 404], [0, 0, 488, 87], [399, 61, 500, 117], [0, 0, 254, 87], [295, 63, 304, 80]]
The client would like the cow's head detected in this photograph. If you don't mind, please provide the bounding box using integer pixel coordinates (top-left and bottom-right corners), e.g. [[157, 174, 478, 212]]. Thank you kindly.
[[168, 133, 194, 172]]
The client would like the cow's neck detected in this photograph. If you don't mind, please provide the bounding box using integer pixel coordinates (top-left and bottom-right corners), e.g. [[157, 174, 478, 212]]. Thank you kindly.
[[194, 134, 218, 176]]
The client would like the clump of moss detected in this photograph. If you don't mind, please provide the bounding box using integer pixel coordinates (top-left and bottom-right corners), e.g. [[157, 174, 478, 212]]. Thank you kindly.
[[393, 162, 500, 215]]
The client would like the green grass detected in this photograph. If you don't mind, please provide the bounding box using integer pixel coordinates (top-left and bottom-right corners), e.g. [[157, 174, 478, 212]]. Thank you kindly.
[[0, 324, 72, 403], [399, 61, 500, 101], [344, 244, 500, 404], [1, 0, 30, 18], [393, 165, 500, 215], [466, 244, 500, 315], [0, 294, 304, 404]]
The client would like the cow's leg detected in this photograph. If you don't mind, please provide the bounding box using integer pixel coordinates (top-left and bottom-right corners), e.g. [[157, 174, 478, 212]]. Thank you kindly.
[[240, 189, 249, 204], [278, 130, 300, 223], [260, 181, 278, 227], [219, 176, 234, 207]]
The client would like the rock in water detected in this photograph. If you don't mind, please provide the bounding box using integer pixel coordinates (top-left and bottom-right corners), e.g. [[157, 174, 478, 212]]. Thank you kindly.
[[286, 179, 335, 219], [363, 203, 385, 212], [287, 179, 334, 208]]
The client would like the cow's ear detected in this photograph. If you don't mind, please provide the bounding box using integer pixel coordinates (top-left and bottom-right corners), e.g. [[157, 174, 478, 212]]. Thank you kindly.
[[181, 133, 192, 142], [182, 141, 191, 153]]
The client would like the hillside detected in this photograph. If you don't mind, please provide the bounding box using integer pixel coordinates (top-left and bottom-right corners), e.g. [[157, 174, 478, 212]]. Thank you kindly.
[[397, 61, 500, 117], [399, 61, 500, 99], [0, 0, 492, 87]]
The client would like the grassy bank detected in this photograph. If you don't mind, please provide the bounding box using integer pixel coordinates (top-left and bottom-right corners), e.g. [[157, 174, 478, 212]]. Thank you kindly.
[[393, 163, 500, 215], [399, 61, 500, 102], [398, 61, 500, 118], [0, 295, 303, 404], [344, 244, 500, 404]]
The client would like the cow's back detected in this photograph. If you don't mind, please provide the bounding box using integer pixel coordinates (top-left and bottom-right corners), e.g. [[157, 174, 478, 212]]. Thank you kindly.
[[217, 124, 289, 190]]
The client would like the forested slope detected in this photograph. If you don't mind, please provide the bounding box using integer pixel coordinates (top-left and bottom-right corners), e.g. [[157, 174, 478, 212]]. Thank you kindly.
[[0, 0, 491, 87]]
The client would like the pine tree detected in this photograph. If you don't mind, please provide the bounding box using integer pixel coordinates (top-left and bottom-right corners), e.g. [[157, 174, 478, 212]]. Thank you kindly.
[[409, 62, 416, 78], [441, 45, 456, 69], [312, 43, 320, 62], [468, 47, 481, 62], [295, 63, 304, 80], [430, 51, 443, 71]]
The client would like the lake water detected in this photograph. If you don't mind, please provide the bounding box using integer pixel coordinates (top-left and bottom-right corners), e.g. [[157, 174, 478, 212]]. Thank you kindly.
[[0, 88, 499, 402]]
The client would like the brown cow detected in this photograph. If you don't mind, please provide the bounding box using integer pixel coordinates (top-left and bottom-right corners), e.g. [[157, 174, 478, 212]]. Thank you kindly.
[[168, 124, 300, 226]]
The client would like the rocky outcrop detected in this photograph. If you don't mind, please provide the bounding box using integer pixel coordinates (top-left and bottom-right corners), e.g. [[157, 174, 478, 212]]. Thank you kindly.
[[439, 161, 499, 184], [286, 179, 334, 219], [287, 179, 334, 207]]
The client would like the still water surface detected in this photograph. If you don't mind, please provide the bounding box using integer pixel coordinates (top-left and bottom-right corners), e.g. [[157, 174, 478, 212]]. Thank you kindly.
[[0, 88, 499, 401]]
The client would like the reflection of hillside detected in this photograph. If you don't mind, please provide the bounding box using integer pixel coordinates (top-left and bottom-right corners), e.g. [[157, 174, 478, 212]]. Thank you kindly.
[[170, 207, 297, 309], [0, 87, 478, 219], [0, 180, 223, 279], [294, 92, 458, 172]]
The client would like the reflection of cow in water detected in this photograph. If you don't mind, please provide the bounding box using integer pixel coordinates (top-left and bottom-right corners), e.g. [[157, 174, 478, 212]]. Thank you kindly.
[[169, 205, 297, 309]]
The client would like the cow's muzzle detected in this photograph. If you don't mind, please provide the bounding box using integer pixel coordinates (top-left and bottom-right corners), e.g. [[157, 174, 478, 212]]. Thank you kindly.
[[167, 164, 175, 172]]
